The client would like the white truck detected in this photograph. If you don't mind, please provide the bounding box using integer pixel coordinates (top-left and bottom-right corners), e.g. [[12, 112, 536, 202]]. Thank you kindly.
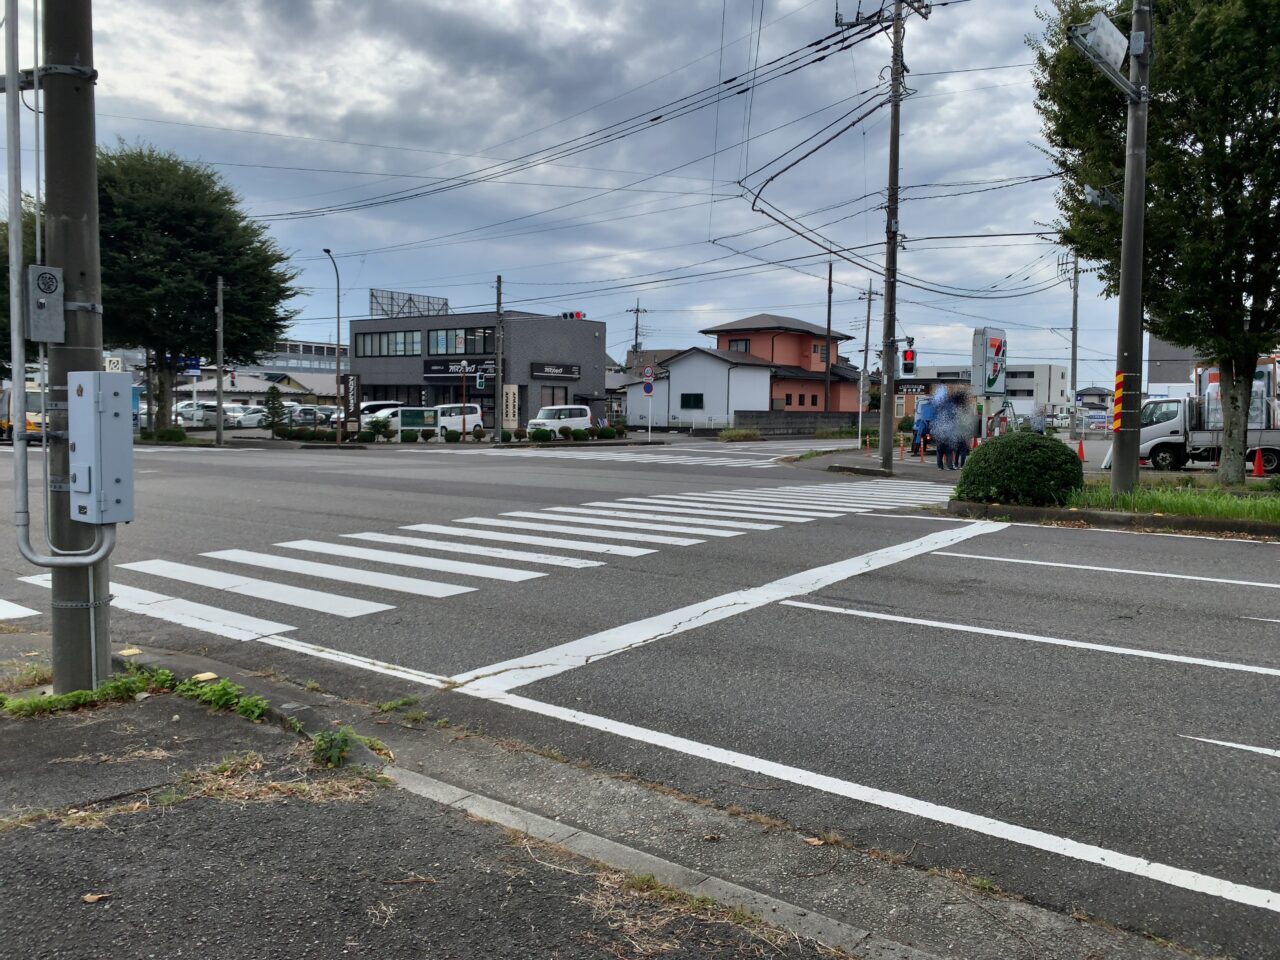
[[1138, 394, 1280, 473]]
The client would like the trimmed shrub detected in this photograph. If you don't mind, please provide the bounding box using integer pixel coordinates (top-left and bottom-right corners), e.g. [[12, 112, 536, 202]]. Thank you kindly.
[[530, 428, 554, 443], [558, 425, 573, 440], [155, 426, 186, 443], [897, 416, 914, 433], [954, 431, 1083, 506], [313, 429, 335, 442], [500, 429, 512, 443], [273, 424, 290, 440], [421, 429, 436, 443], [614, 424, 628, 438], [513, 428, 527, 441], [400, 429, 419, 443], [571, 428, 588, 442], [587, 425, 600, 439], [471, 426, 486, 441], [357, 430, 375, 443], [445, 429, 462, 443], [139, 428, 154, 441], [719, 427, 763, 442], [598, 426, 616, 440]]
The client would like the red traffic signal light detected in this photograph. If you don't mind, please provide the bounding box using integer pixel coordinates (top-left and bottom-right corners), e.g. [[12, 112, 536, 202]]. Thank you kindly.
[[559, 310, 587, 320], [901, 349, 916, 376]]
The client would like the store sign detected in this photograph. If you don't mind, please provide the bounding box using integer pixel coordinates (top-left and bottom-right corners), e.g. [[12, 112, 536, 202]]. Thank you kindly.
[[424, 360, 496, 380], [531, 362, 580, 380], [898, 383, 928, 395], [971, 327, 1007, 396]]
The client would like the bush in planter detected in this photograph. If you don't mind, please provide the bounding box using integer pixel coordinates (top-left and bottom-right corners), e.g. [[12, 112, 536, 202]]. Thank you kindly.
[[445, 429, 462, 443], [421, 429, 436, 443], [954, 431, 1083, 506], [587, 425, 600, 439], [613, 423, 627, 438], [155, 426, 186, 443], [598, 426, 616, 440], [500, 429, 512, 443], [513, 428, 527, 441], [558, 425, 573, 441], [273, 424, 291, 440], [294, 427, 317, 442], [530, 428, 554, 443], [571, 428, 588, 442], [472, 426, 486, 441], [357, 430, 375, 443], [400, 429, 419, 443]]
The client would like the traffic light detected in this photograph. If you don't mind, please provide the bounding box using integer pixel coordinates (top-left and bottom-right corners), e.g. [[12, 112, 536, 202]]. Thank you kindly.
[[476, 374, 486, 390], [901, 348, 916, 377], [559, 311, 587, 320]]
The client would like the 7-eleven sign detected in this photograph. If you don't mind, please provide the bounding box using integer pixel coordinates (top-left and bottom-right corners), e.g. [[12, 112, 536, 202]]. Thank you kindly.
[[972, 327, 1007, 396]]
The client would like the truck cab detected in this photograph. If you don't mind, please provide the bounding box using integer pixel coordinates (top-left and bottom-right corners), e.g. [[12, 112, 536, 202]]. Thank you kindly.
[[1138, 396, 1280, 472]]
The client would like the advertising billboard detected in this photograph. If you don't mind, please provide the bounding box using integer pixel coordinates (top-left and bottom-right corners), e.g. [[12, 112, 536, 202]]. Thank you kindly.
[[971, 328, 1007, 396]]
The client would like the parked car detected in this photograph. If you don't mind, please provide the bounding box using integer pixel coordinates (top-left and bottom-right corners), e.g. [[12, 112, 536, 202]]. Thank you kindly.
[[314, 405, 338, 425], [358, 400, 405, 422], [432, 403, 485, 435], [226, 405, 267, 428], [175, 401, 229, 426], [527, 405, 592, 436], [365, 406, 439, 437], [288, 405, 321, 426]]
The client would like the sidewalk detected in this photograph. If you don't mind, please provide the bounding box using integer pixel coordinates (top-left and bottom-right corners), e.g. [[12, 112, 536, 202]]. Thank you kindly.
[[1, 638, 1203, 960]]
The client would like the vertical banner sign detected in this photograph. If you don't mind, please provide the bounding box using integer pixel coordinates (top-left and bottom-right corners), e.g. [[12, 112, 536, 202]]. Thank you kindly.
[[970, 328, 1007, 396], [1112, 372, 1124, 433]]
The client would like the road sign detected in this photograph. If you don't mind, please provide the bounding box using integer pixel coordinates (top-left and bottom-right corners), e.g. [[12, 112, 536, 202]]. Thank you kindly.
[[642, 381, 654, 396], [642, 365, 654, 382]]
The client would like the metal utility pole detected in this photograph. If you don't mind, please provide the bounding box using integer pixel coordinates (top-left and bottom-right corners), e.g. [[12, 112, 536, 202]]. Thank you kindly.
[[875, 0, 928, 472], [493, 274, 503, 441], [1110, 1, 1151, 495], [45, 0, 110, 691], [626, 299, 647, 369], [823, 261, 833, 412], [857, 282, 878, 446], [321, 249, 343, 443], [214, 277, 224, 446]]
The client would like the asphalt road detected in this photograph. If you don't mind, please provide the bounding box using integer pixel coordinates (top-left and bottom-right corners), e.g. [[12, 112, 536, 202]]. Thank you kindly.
[[1, 439, 1276, 957]]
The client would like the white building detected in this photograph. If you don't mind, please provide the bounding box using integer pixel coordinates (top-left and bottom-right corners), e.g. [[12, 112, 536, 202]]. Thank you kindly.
[[912, 363, 1071, 416], [623, 347, 773, 429]]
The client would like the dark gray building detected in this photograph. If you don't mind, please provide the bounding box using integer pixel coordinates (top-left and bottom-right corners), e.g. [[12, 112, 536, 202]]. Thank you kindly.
[[349, 309, 608, 428]]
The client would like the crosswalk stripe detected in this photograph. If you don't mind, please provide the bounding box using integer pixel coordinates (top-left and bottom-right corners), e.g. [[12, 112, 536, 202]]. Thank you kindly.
[[499, 510, 743, 538], [400, 523, 656, 557], [0, 598, 38, 619], [276, 540, 546, 582], [456, 517, 704, 546], [699, 491, 896, 508], [546, 507, 778, 531], [596, 499, 819, 523], [342, 532, 605, 568], [21, 574, 295, 642], [204, 549, 475, 598], [643, 495, 846, 518], [118, 559, 393, 618]]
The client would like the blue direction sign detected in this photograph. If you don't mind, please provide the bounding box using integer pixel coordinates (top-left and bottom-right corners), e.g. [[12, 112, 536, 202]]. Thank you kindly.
[[642, 381, 654, 396]]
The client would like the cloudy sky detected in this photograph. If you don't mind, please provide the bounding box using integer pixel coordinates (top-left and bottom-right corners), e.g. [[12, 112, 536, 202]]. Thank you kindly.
[[21, 0, 1127, 385]]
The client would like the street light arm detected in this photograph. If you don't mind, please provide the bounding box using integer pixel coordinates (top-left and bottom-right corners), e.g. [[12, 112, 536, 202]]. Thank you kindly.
[[322, 249, 344, 441]]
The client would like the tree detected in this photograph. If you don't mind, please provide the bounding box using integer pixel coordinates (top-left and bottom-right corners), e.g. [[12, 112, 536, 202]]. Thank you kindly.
[[263, 385, 288, 436], [1031, 1, 1280, 483], [98, 143, 298, 428]]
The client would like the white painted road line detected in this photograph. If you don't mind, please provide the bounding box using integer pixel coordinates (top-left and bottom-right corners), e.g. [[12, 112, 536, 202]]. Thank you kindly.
[[119, 560, 393, 618], [203, 549, 475, 599], [637, 495, 844, 518], [1245, 617, 1280, 625], [21, 574, 295, 642], [934, 552, 1280, 590], [1179, 735, 1280, 760], [596, 499, 820, 523], [450, 522, 1009, 692], [500, 510, 744, 538], [401, 522, 656, 557], [462, 685, 1280, 915], [276, 540, 546, 582], [780, 601, 1280, 678], [456, 517, 703, 546], [546, 507, 778, 531], [342, 532, 605, 569], [0, 598, 38, 620], [253, 634, 450, 689]]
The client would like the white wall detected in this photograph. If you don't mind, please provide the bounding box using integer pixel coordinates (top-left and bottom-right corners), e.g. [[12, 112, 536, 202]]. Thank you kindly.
[[625, 379, 670, 427], [666, 353, 771, 427]]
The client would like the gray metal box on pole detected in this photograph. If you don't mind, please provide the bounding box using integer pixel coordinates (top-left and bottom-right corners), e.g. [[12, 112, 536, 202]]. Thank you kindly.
[[67, 371, 134, 525], [25, 264, 65, 343]]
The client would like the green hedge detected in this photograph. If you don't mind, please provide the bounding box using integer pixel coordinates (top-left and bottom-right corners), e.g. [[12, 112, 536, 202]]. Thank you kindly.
[[513, 428, 527, 441], [954, 432, 1083, 506], [357, 430, 375, 443], [598, 426, 616, 440], [571, 428, 588, 442], [445, 429, 462, 443], [530, 428, 554, 443], [154, 426, 186, 443], [400, 429, 419, 443], [500, 429, 512, 443]]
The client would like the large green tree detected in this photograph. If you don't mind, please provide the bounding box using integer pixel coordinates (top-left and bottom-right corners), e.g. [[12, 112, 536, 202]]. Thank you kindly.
[[1031, 1, 1280, 483], [99, 143, 298, 427]]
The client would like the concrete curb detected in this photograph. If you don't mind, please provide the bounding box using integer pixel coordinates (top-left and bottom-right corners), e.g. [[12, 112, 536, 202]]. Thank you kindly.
[[945, 499, 1280, 538], [110, 648, 382, 768], [388, 766, 940, 960], [825, 463, 895, 478]]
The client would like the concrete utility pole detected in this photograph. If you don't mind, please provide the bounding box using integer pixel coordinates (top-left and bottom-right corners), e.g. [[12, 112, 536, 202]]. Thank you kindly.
[[626, 299, 647, 368], [1109, 1, 1152, 495], [214, 277, 224, 446], [857, 282, 878, 447], [823, 261, 833, 412], [875, 0, 928, 472], [1069, 252, 1080, 441], [493, 274, 503, 440], [45, 0, 110, 691], [321, 249, 343, 443]]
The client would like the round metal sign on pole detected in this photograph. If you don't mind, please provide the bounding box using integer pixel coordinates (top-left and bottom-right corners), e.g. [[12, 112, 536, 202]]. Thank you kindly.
[[642, 381, 654, 396], [642, 365, 654, 381]]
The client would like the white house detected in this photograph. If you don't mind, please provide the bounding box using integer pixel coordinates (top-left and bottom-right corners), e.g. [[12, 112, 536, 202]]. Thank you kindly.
[[624, 347, 773, 428]]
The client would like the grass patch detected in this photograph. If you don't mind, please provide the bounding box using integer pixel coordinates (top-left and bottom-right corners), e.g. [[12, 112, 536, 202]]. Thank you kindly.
[[813, 426, 858, 439], [0, 659, 53, 693], [3, 668, 175, 717], [717, 427, 763, 442], [792, 446, 859, 462], [376, 696, 419, 713], [1066, 483, 1280, 522]]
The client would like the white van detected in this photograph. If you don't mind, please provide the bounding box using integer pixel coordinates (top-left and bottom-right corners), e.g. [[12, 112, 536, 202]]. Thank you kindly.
[[527, 405, 592, 436], [432, 404, 485, 434]]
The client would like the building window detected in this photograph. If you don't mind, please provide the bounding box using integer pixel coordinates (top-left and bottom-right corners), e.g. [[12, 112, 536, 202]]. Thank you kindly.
[[680, 393, 704, 410], [798, 394, 805, 407], [811, 394, 818, 406], [785, 393, 792, 406], [540, 385, 568, 406], [895, 397, 906, 417], [728, 339, 750, 353], [354, 331, 421, 358], [426, 327, 495, 356]]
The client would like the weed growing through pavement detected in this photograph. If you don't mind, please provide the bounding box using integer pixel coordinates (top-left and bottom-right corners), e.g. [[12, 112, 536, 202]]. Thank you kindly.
[[313, 726, 356, 767], [2, 668, 175, 717], [376, 696, 419, 713], [0, 659, 53, 693]]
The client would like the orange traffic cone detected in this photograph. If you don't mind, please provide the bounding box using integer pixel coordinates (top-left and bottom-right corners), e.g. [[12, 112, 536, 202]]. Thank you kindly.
[[899, 436, 905, 460], [1253, 448, 1266, 478], [1077, 439, 1087, 462]]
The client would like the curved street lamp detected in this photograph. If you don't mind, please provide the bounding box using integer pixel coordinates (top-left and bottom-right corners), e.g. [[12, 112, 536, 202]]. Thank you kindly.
[[322, 249, 343, 443]]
